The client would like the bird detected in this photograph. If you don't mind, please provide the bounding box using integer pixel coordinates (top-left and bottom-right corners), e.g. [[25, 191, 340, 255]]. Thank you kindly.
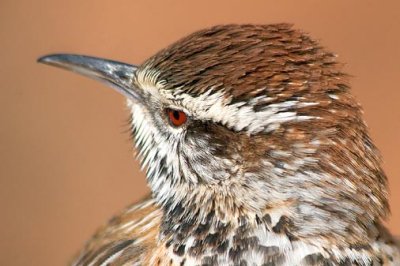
[[38, 24, 400, 265]]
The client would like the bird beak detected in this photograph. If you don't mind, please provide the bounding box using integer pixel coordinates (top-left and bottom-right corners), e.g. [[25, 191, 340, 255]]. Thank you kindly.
[[37, 54, 141, 101]]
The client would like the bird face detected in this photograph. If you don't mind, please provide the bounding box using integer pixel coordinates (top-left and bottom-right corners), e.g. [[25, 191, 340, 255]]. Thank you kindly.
[[38, 24, 389, 242], [126, 69, 250, 208]]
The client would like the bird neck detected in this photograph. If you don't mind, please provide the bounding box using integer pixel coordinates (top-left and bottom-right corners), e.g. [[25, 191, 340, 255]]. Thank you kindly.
[[156, 179, 381, 251], [155, 183, 388, 265]]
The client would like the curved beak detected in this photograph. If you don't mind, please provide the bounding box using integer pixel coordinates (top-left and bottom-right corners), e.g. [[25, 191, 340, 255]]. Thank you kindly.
[[37, 54, 141, 100]]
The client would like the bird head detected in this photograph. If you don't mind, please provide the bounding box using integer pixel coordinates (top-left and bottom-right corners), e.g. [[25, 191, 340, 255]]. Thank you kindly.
[[38, 24, 389, 244]]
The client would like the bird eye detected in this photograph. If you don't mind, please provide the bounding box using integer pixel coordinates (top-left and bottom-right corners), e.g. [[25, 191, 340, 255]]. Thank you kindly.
[[166, 108, 188, 127]]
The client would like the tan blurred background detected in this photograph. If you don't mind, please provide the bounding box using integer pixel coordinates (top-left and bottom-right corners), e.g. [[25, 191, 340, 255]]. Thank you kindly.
[[1, 0, 399, 265]]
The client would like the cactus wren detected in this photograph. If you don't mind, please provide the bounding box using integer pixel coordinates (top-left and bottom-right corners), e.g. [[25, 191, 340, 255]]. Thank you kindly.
[[39, 24, 399, 265]]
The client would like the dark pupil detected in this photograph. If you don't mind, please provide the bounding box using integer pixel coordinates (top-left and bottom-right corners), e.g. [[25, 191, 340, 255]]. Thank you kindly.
[[172, 111, 180, 120]]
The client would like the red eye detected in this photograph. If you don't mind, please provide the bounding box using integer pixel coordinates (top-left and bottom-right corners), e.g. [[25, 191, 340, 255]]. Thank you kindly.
[[166, 109, 187, 127]]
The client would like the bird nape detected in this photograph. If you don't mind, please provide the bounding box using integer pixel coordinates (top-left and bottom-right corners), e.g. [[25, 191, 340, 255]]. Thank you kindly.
[[38, 24, 399, 265]]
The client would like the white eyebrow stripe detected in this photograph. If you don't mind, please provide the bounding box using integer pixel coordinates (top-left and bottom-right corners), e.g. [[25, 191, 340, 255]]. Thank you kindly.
[[173, 89, 318, 134], [136, 71, 318, 134]]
